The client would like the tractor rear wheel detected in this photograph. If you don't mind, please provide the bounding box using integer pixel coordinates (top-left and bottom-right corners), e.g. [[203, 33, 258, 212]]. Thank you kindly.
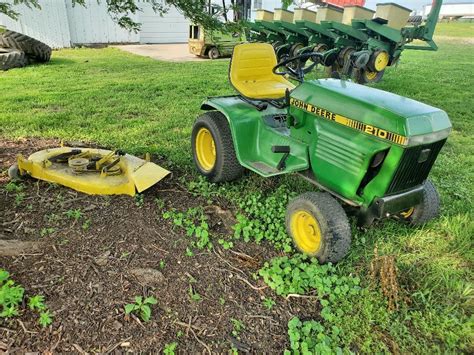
[[0, 30, 51, 62], [286, 192, 351, 264], [0, 48, 27, 70], [192, 111, 244, 183], [399, 180, 440, 226]]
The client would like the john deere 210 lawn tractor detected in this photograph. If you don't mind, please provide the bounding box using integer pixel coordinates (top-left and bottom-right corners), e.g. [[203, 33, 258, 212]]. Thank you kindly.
[[191, 43, 451, 263]]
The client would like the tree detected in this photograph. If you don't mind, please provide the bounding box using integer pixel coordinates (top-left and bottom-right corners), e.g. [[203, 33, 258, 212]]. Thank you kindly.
[[281, 0, 294, 10], [1, 0, 287, 32], [0, 0, 225, 31]]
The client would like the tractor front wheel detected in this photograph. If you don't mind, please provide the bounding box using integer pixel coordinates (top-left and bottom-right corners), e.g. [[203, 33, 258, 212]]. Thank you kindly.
[[191, 111, 244, 183], [399, 180, 440, 226], [286, 192, 351, 264]]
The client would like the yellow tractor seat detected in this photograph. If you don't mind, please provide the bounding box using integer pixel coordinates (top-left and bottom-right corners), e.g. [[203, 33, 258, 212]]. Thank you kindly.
[[229, 43, 295, 100]]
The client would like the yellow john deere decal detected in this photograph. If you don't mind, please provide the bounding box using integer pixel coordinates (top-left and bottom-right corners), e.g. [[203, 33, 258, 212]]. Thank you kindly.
[[290, 98, 408, 145]]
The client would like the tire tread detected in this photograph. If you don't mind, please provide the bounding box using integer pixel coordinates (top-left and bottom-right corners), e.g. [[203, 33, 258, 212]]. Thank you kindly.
[[193, 111, 244, 182], [0, 30, 51, 62], [0, 48, 27, 70], [409, 180, 440, 225], [287, 192, 351, 263]]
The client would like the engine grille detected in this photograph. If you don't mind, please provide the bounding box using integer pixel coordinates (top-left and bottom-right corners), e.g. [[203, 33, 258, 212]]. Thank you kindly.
[[387, 139, 446, 195]]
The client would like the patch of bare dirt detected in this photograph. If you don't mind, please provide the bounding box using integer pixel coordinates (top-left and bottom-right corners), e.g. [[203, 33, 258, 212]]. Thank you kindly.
[[0, 138, 316, 352]]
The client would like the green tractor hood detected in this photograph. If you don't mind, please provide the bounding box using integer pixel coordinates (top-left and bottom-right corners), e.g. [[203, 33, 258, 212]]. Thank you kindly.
[[290, 79, 452, 146]]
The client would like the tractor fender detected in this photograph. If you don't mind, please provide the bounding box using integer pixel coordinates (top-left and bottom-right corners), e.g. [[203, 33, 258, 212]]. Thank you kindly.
[[200, 98, 246, 166], [200, 97, 310, 177]]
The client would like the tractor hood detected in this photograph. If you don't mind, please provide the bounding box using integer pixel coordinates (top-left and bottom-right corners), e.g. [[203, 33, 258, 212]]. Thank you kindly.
[[289, 79, 451, 146]]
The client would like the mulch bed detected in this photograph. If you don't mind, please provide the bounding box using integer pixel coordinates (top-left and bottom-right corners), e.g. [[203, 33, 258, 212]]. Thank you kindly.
[[0, 138, 318, 353]]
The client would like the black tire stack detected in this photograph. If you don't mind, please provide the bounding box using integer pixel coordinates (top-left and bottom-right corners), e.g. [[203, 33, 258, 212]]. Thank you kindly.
[[0, 30, 52, 71]]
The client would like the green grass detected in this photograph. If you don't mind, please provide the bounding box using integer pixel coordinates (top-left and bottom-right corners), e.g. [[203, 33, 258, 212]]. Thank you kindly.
[[1, 25, 473, 352], [435, 22, 474, 38]]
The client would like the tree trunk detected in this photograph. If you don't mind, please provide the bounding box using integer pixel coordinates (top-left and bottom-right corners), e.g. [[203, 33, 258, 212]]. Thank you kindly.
[[222, 0, 228, 22]]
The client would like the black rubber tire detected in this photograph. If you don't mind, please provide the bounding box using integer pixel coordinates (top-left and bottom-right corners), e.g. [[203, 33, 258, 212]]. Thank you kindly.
[[0, 48, 27, 70], [367, 50, 389, 73], [0, 30, 52, 62], [325, 62, 342, 79], [191, 111, 244, 183], [403, 180, 441, 226], [208, 47, 220, 60], [286, 192, 352, 264], [354, 69, 385, 84]]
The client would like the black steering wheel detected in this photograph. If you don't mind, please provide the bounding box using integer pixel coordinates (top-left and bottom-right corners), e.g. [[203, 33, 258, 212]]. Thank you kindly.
[[273, 52, 323, 82]]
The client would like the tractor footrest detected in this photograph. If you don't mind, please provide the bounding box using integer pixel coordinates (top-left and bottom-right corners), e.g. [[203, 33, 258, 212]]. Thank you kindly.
[[249, 161, 280, 175]]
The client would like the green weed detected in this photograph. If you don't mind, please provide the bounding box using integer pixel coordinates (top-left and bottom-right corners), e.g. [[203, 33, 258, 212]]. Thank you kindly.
[[4, 181, 23, 193], [263, 297, 275, 310], [188, 178, 296, 252], [218, 238, 233, 250], [40, 227, 55, 237], [163, 342, 177, 355], [28, 294, 46, 311], [230, 318, 245, 338], [0, 269, 24, 318], [38, 310, 53, 328], [163, 207, 212, 250], [188, 285, 202, 302], [124, 296, 158, 322], [82, 218, 91, 230], [65, 208, 82, 220], [1, 270, 53, 327], [134, 194, 145, 208]]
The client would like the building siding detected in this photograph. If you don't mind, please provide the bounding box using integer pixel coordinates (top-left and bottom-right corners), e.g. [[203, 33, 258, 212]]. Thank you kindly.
[[139, 3, 188, 44], [65, 0, 139, 45], [0, 0, 188, 47], [0, 0, 71, 48]]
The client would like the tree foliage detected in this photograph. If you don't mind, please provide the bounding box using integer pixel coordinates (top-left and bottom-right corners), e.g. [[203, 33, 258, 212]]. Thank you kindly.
[[0, 0, 255, 32]]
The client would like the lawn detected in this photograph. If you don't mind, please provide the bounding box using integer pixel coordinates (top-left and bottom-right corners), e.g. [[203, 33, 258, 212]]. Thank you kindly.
[[435, 22, 474, 38], [1, 25, 473, 352]]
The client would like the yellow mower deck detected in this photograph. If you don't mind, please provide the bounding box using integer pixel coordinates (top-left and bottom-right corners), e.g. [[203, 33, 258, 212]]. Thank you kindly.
[[16, 147, 170, 196]]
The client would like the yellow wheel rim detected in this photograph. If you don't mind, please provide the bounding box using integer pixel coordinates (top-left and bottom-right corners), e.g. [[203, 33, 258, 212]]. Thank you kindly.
[[290, 210, 322, 254], [374, 51, 389, 72], [400, 207, 415, 219], [365, 71, 378, 81], [195, 128, 216, 171]]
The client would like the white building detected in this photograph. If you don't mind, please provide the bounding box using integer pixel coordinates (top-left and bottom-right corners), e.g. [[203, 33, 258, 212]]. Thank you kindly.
[[422, 2, 474, 19], [0, 0, 301, 48], [0, 0, 195, 48]]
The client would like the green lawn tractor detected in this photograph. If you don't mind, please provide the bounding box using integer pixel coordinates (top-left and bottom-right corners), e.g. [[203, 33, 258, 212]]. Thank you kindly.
[[191, 43, 451, 263], [188, 24, 245, 59]]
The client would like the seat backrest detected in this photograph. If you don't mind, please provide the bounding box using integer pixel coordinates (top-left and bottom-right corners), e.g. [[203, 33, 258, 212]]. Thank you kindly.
[[230, 43, 279, 85]]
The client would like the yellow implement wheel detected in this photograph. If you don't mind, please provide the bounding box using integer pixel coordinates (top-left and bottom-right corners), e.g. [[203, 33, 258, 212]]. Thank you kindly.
[[400, 207, 415, 219], [286, 192, 351, 264], [195, 128, 216, 171], [365, 71, 378, 81], [369, 50, 389, 72], [290, 210, 322, 254], [355, 69, 385, 84]]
